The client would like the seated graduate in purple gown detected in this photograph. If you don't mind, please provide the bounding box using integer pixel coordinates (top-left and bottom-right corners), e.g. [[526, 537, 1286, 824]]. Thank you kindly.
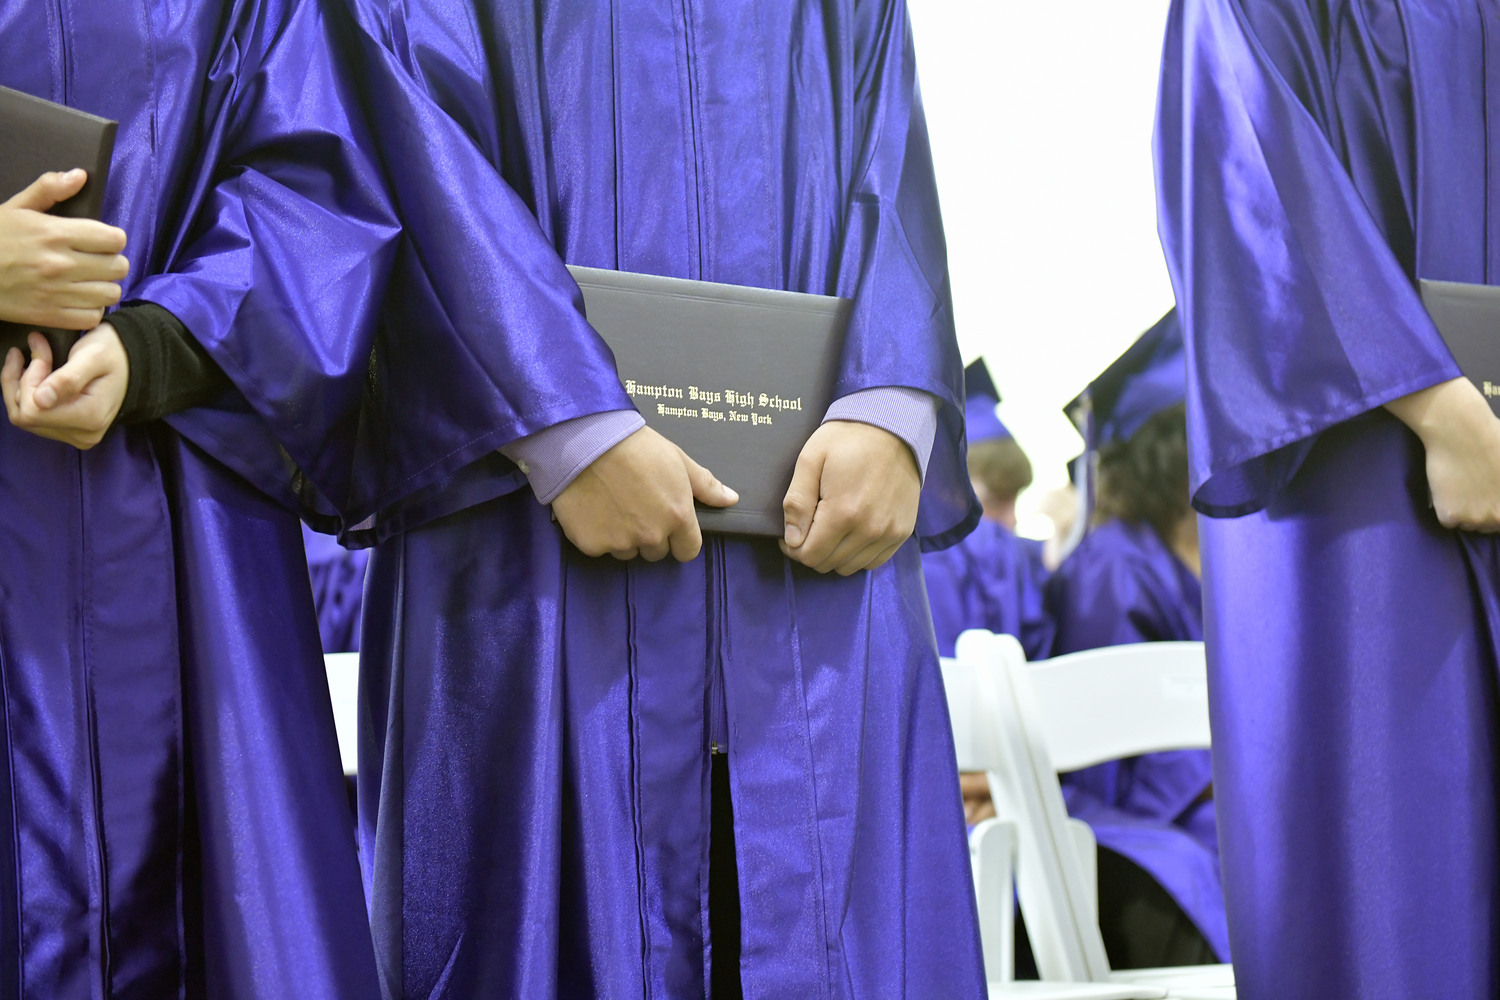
[[0, 1, 637, 995], [1156, 2, 1500, 997], [922, 358, 1053, 660], [303, 524, 370, 654], [344, 1, 988, 997], [1044, 311, 1225, 968]]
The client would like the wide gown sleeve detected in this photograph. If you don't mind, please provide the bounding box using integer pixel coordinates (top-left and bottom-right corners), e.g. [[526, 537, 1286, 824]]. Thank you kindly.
[[833, 0, 980, 550], [1155, 0, 1460, 517], [131, 0, 629, 539]]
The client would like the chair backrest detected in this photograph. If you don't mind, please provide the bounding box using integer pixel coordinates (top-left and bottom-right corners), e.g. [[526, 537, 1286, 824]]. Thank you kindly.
[[324, 652, 360, 776], [943, 631, 1113, 983], [1026, 642, 1210, 772], [968, 817, 1018, 983], [946, 631, 1217, 986]]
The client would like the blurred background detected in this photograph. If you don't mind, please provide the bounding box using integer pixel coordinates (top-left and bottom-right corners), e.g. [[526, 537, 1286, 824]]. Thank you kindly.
[[907, 0, 1177, 541]]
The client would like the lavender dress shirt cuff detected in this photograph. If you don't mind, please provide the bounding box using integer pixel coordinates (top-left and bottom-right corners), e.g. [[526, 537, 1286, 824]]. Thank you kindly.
[[822, 386, 941, 482], [499, 409, 645, 505], [503, 387, 938, 505]]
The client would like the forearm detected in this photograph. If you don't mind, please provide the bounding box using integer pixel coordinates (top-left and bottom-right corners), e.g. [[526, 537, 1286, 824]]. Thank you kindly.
[[1383, 376, 1485, 440], [110, 302, 230, 424]]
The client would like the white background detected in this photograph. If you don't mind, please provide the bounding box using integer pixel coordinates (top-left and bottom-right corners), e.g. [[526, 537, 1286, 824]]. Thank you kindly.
[[906, 0, 1177, 537]]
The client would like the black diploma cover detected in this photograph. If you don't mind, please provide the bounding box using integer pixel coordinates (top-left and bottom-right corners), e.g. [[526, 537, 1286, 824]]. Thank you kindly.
[[0, 85, 118, 359], [569, 266, 852, 537], [1420, 279, 1500, 416]]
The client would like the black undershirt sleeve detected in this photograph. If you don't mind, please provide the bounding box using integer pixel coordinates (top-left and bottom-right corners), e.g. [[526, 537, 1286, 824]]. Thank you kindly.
[[110, 302, 231, 425]]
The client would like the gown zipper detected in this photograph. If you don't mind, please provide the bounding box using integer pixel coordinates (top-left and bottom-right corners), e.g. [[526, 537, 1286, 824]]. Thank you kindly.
[[676, 0, 724, 755], [51, 0, 71, 105], [707, 540, 728, 754], [677, 0, 706, 279], [51, 3, 111, 985]]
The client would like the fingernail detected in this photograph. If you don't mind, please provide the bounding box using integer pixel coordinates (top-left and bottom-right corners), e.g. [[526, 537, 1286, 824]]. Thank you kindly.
[[785, 524, 804, 547], [722, 485, 739, 503], [35, 385, 55, 409]]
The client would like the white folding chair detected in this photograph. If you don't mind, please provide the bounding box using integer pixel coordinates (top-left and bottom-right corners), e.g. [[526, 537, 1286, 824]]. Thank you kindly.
[[946, 631, 1234, 999], [324, 651, 360, 776], [944, 651, 1167, 1000]]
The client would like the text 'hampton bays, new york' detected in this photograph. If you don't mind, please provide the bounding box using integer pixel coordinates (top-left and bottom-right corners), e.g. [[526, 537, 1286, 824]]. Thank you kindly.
[[624, 380, 803, 425]]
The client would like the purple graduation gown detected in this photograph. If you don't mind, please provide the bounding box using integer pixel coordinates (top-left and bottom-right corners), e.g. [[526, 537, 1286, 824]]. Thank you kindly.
[[0, 4, 385, 995], [350, 1, 987, 997], [304, 525, 370, 654], [1044, 519, 1225, 961], [0, 1, 629, 996], [922, 519, 1054, 659], [1157, 1, 1500, 996]]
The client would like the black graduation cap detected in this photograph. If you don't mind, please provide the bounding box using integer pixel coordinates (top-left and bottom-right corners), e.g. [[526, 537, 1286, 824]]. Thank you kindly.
[[1065, 310, 1185, 450], [1056, 310, 1186, 557], [963, 357, 1012, 443]]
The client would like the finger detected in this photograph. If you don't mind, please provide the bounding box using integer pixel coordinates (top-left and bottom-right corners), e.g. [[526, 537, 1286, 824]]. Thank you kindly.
[[815, 528, 875, 575], [22, 333, 54, 389], [37, 341, 110, 411], [609, 547, 640, 561], [782, 447, 826, 549], [637, 535, 672, 562], [14, 423, 83, 448], [21, 334, 56, 410], [2, 348, 24, 423], [959, 772, 990, 795], [60, 249, 130, 284], [829, 535, 892, 577], [47, 307, 107, 332], [787, 502, 845, 569], [681, 451, 738, 508], [3, 169, 86, 212], [56, 220, 128, 256], [55, 279, 124, 310], [668, 510, 705, 562], [848, 538, 905, 576]]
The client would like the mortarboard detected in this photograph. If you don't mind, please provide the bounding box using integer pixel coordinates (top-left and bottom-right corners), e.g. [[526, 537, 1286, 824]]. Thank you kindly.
[[1057, 310, 1186, 558], [1065, 310, 1185, 450], [964, 357, 1013, 444]]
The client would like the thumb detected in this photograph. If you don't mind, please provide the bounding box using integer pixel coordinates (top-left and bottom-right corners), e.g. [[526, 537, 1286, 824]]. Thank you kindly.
[[681, 451, 739, 508], [19, 333, 54, 398], [5, 169, 87, 212], [782, 446, 825, 549], [37, 343, 105, 411]]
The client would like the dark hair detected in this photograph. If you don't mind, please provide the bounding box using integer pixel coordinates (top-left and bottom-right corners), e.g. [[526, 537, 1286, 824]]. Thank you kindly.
[[968, 437, 1033, 504], [1094, 403, 1189, 541]]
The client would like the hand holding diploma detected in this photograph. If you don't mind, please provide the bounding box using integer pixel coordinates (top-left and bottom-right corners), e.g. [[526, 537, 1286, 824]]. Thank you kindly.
[[0, 170, 128, 330], [3, 326, 128, 449], [552, 425, 739, 562], [780, 421, 921, 575], [1386, 376, 1500, 532]]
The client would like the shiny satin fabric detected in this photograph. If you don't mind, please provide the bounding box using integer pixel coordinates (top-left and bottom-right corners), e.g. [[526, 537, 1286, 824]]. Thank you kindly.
[[1044, 520, 1225, 961], [0, 0, 423, 995], [922, 518, 1055, 659], [363, 501, 981, 999], [303, 525, 370, 653], [151, 0, 634, 540], [1157, 1, 1500, 996], [353, 1, 985, 996], [162, 438, 377, 999]]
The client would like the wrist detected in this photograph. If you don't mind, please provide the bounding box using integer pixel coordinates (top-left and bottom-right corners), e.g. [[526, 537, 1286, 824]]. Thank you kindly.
[[1385, 377, 1490, 442]]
